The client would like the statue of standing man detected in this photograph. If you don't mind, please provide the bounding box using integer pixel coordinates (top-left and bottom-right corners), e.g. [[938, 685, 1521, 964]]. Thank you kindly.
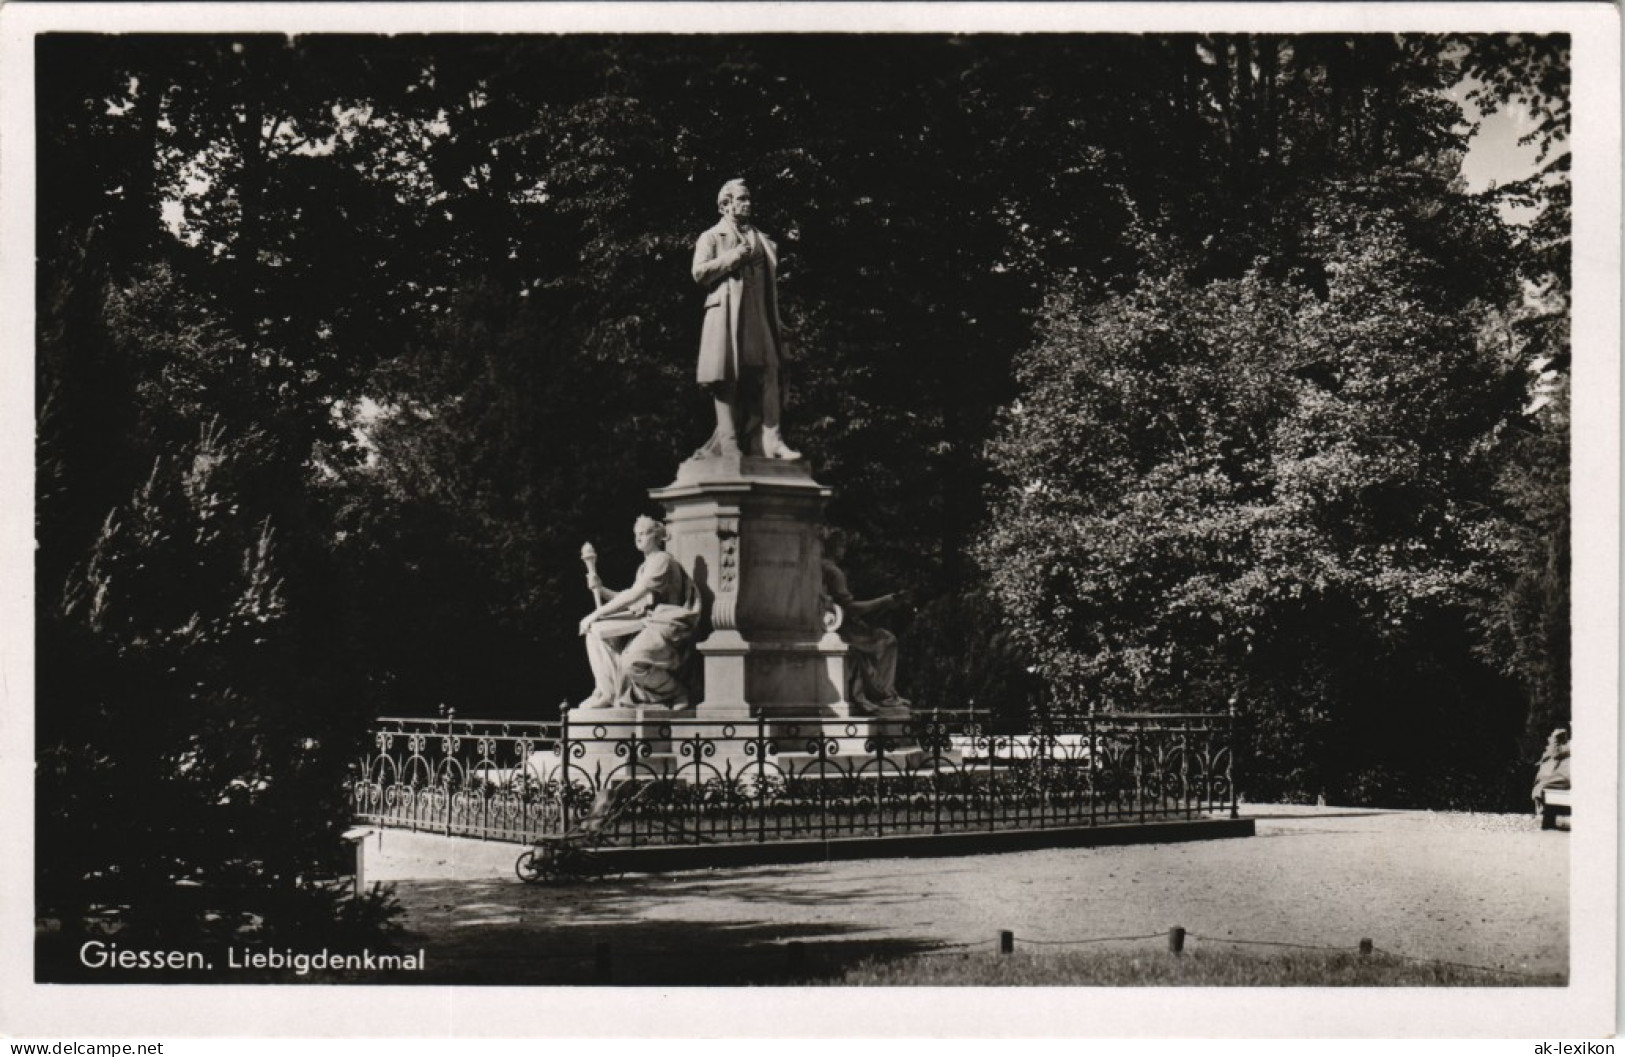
[[691, 179, 801, 461]]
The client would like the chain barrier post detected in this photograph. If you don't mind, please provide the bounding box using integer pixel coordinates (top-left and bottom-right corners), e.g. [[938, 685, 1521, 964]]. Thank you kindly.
[[1168, 926, 1186, 955], [999, 930, 1015, 955]]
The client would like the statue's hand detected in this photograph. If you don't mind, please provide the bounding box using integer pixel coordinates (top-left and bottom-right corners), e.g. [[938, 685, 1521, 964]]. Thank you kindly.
[[579, 615, 595, 637]]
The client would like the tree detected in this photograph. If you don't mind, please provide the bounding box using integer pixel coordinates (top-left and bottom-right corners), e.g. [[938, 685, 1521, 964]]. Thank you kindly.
[[980, 177, 1531, 806], [39, 406, 396, 954], [35, 39, 406, 959], [1456, 33, 1572, 750]]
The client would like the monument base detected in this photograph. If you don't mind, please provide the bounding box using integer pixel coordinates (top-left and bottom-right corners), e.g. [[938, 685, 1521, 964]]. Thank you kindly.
[[573, 454, 910, 728], [651, 455, 854, 717]]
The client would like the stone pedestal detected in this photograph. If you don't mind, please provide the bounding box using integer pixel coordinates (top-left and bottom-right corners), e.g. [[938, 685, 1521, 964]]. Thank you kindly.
[[650, 454, 862, 719], [555, 705, 688, 784]]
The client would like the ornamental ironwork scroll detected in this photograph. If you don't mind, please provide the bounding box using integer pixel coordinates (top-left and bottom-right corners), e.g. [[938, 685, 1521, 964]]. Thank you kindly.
[[354, 710, 1239, 846]]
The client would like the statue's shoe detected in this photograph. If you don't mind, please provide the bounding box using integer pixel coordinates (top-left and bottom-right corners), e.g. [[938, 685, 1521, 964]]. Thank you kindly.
[[622, 696, 691, 711], [691, 431, 741, 460], [762, 426, 801, 461], [578, 692, 614, 710], [859, 697, 911, 719]]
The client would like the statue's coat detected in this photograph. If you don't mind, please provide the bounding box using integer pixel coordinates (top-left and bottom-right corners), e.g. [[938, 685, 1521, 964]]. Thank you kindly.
[[692, 220, 783, 387]]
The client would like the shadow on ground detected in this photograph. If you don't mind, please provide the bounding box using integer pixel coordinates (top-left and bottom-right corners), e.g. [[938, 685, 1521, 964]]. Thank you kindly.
[[393, 874, 940, 985]]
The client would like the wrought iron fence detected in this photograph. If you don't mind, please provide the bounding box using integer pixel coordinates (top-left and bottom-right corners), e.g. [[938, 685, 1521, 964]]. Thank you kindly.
[[352, 708, 1238, 846]]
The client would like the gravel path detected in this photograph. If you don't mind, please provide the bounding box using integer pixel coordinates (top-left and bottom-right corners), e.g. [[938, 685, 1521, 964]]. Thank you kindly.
[[375, 805, 1568, 985]]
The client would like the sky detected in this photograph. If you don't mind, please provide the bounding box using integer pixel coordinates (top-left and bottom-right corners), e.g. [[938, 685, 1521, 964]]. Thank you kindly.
[[1448, 79, 1558, 230], [1458, 101, 1547, 193]]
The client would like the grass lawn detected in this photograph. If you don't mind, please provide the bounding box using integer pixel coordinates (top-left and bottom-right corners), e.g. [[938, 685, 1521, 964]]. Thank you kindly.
[[825, 947, 1565, 987]]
